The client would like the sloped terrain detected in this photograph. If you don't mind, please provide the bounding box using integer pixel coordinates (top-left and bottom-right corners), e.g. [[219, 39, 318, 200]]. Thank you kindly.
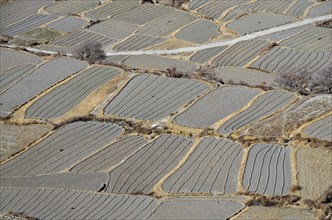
[[0, 0, 331, 219]]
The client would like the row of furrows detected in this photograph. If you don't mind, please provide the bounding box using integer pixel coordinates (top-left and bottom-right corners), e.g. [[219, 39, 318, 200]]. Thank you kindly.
[[0, 121, 294, 197]]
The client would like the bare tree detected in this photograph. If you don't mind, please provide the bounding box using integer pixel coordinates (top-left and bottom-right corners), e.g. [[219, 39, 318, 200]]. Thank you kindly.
[[72, 41, 106, 64], [275, 65, 332, 94]]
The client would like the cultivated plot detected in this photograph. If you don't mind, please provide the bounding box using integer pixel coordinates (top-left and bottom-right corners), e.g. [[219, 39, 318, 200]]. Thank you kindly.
[[286, 0, 315, 17], [122, 55, 197, 73], [48, 16, 88, 32], [84, 0, 139, 20], [51, 30, 116, 48], [0, 173, 109, 192], [307, 0, 332, 18], [197, 0, 247, 20], [0, 48, 43, 73], [302, 115, 332, 142], [251, 47, 331, 74], [148, 197, 245, 220], [25, 66, 120, 120], [212, 67, 277, 86], [0, 123, 52, 162], [175, 19, 219, 44], [190, 46, 228, 64], [226, 13, 295, 34], [245, 95, 332, 138], [279, 27, 332, 52], [111, 3, 175, 25], [212, 39, 271, 67], [242, 144, 291, 196], [163, 137, 243, 194], [296, 147, 332, 200], [44, 0, 100, 15], [0, 121, 123, 177], [0, 187, 159, 220], [0, 58, 87, 118], [89, 19, 138, 40], [261, 25, 312, 41], [223, 0, 295, 21], [218, 90, 296, 134], [71, 135, 147, 173], [0, 0, 53, 28], [136, 11, 196, 37], [188, 0, 209, 10], [174, 87, 261, 128], [0, 64, 36, 94], [0, 14, 57, 37], [106, 135, 193, 194], [113, 35, 165, 51], [104, 74, 209, 121]]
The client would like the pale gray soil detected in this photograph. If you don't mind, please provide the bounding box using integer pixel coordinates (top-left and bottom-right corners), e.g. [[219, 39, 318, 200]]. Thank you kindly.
[[242, 144, 292, 196], [0, 123, 52, 162]]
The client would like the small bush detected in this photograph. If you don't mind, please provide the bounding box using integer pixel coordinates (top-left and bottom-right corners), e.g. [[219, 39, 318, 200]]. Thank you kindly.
[[72, 41, 106, 64], [275, 65, 332, 94], [165, 67, 188, 78]]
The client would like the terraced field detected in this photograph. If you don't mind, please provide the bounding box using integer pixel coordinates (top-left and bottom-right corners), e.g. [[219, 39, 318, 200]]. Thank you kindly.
[[0, 121, 123, 177], [251, 47, 331, 74], [136, 11, 196, 37], [25, 66, 120, 120], [0, 14, 57, 37], [212, 67, 277, 86], [0, 48, 43, 73], [242, 144, 292, 196], [0, 1, 331, 219], [174, 87, 261, 128], [0, 58, 87, 118], [212, 39, 271, 67], [51, 30, 116, 48], [279, 27, 332, 52], [0, 188, 158, 220], [302, 115, 332, 142], [0, 0, 53, 29], [89, 19, 138, 40], [163, 137, 243, 194], [70, 135, 147, 173], [175, 19, 219, 44], [0, 64, 37, 94], [196, 0, 247, 20], [48, 16, 88, 32], [107, 135, 193, 193], [44, 0, 100, 15], [113, 35, 165, 51], [104, 74, 209, 121], [122, 55, 196, 72], [190, 46, 228, 64], [218, 90, 296, 134], [226, 13, 295, 34]]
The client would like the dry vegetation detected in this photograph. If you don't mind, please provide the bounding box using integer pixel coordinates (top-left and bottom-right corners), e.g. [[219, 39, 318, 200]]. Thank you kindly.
[[274, 65, 332, 95]]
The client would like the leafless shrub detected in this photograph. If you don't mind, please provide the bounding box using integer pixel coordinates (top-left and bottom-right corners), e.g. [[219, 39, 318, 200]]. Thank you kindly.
[[245, 194, 301, 207], [316, 19, 332, 28], [290, 185, 302, 192], [275, 65, 332, 94], [303, 186, 332, 220], [72, 41, 106, 64], [165, 67, 188, 78], [0, 35, 12, 43]]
